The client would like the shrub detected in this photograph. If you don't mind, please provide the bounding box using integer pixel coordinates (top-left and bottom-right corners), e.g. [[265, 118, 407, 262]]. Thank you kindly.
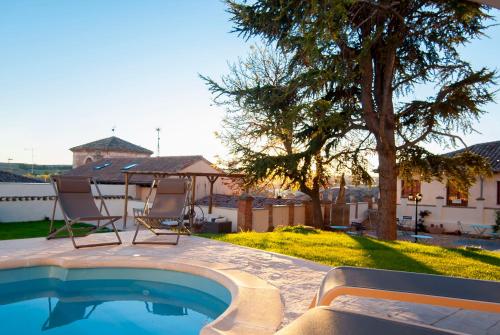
[[494, 211, 500, 233]]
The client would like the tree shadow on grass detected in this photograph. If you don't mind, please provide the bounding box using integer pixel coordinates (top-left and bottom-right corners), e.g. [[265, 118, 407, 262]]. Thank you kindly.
[[275, 225, 320, 234], [445, 247, 500, 268], [349, 236, 441, 275]]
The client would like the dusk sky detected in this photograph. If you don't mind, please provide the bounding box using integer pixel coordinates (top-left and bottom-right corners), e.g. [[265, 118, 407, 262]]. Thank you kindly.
[[1, 1, 499, 166]]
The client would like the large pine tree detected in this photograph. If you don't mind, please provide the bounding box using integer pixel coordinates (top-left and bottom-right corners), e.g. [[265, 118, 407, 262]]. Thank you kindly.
[[226, 0, 496, 239], [202, 46, 372, 228]]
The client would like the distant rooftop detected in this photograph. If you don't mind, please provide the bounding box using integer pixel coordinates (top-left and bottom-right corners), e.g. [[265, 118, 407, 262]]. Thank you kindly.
[[445, 140, 500, 172], [0, 171, 43, 183], [196, 194, 304, 209], [70, 136, 153, 155], [64, 156, 208, 184]]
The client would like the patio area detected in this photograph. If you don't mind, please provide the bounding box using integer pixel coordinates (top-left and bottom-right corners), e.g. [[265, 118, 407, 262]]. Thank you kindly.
[[0, 231, 498, 334], [396, 232, 500, 252]]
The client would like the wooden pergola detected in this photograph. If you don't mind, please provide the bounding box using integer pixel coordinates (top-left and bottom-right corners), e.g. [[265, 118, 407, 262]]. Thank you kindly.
[[121, 171, 245, 228]]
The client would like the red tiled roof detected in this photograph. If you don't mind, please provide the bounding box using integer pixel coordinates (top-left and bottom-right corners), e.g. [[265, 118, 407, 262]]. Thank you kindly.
[[0, 171, 44, 183], [70, 136, 153, 155], [445, 140, 500, 172], [64, 156, 206, 184], [196, 194, 304, 209]]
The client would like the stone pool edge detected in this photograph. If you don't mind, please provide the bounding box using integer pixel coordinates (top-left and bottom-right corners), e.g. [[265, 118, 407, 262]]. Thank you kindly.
[[0, 256, 284, 335]]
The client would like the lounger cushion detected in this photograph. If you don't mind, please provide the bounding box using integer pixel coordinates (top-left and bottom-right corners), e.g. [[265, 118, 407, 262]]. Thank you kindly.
[[316, 267, 500, 306], [276, 307, 461, 335]]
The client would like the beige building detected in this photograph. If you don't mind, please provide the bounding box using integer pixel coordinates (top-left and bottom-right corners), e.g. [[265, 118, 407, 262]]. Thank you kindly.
[[70, 136, 153, 168], [397, 140, 500, 232]]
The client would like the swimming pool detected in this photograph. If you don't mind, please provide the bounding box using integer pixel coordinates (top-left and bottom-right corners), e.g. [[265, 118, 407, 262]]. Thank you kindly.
[[0, 266, 231, 335]]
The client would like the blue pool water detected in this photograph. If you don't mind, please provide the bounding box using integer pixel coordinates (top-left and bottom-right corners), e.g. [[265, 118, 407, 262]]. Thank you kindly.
[[0, 266, 231, 335]]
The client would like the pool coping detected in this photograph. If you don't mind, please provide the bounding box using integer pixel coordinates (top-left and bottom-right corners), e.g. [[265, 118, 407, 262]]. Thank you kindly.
[[0, 256, 284, 335]]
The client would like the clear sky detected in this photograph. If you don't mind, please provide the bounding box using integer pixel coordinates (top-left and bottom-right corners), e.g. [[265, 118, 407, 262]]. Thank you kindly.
[[0, 1, 499, 165]]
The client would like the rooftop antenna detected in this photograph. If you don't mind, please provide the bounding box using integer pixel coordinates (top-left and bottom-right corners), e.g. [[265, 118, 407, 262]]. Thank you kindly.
[[24, 148, 35, 175], [155, 128, 161, 157]]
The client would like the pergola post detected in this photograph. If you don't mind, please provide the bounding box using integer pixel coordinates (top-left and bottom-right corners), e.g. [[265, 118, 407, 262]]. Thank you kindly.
[[190, 175, 197, 227], [207, 176, 218, 214], [123, 173, 129, 229]]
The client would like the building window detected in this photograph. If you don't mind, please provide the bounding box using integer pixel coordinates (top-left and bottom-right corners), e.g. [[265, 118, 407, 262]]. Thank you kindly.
[[497, 181, 500, 205], [446, 182, 468, 207], [401, 180, 421, 198], [85, 157, 93, 164]]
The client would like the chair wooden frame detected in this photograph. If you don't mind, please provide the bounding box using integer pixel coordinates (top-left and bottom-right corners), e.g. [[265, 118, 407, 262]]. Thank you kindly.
[[49, 176, 122, 249], [132, 177, 192, 246]]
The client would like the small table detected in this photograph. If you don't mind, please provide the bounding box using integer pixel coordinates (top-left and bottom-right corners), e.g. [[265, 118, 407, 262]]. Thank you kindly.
[[470, 224, 492, 237], [198, 221, 232, 234]]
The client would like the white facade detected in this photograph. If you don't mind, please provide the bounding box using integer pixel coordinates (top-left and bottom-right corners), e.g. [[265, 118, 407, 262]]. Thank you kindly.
[[396, 174, 500, 232]]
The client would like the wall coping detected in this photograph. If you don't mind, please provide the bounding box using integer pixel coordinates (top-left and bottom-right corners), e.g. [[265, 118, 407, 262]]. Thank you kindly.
[[442, 206, 477, 209]]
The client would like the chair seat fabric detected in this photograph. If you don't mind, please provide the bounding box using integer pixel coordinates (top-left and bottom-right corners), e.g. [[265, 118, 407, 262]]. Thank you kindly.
[[59, 193, 103, 220]]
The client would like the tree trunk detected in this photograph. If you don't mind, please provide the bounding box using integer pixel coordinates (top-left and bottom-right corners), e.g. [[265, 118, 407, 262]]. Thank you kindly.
[[377, 144, 398, 240], [310, 192, 324, 229]]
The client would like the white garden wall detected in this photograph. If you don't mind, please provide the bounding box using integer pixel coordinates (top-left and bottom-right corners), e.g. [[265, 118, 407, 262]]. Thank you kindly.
[[0, 182, 139, 224], [0, 182, 133, 197]]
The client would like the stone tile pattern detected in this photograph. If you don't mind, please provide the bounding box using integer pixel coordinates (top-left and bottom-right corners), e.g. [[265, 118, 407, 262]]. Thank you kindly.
[[0, 231, 498, 334]]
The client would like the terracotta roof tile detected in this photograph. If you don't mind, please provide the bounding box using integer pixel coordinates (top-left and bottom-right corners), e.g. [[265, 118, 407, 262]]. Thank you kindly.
[[0, 171, 44, 183], [70, 136, 153, 155], [63, 156, 205, 184], [445, 140, 500, 172], [196, 194, 304, 209]]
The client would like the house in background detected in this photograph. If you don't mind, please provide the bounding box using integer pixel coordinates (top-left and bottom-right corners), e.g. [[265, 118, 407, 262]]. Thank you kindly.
[[397, 140, 500, 232], [70, 136, 153, 168], [64, 155, 237, 201], [0, 171, 43, 183]]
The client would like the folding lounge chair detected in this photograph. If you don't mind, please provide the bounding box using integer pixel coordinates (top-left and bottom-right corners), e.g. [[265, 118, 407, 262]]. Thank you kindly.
[[132, 178, 191, 245], [42, 298, 102, 330], [311, 267, 500, 313], [275, 307, 461, 335], [49, 176, 122, 248]]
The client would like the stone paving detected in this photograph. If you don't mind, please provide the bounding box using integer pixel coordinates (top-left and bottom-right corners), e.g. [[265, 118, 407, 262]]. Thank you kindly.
[[363, 229, 500, 252], [0, 230, 499, 334], [415, 233, 500, 252]]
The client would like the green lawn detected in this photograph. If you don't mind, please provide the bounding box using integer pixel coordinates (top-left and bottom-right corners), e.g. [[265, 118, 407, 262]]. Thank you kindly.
[[199, 226, 500, 281], [0, 220, 110, 240]]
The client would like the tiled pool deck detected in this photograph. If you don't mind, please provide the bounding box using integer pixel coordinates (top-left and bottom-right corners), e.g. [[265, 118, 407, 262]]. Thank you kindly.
[[0, 231, 498, 334]]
